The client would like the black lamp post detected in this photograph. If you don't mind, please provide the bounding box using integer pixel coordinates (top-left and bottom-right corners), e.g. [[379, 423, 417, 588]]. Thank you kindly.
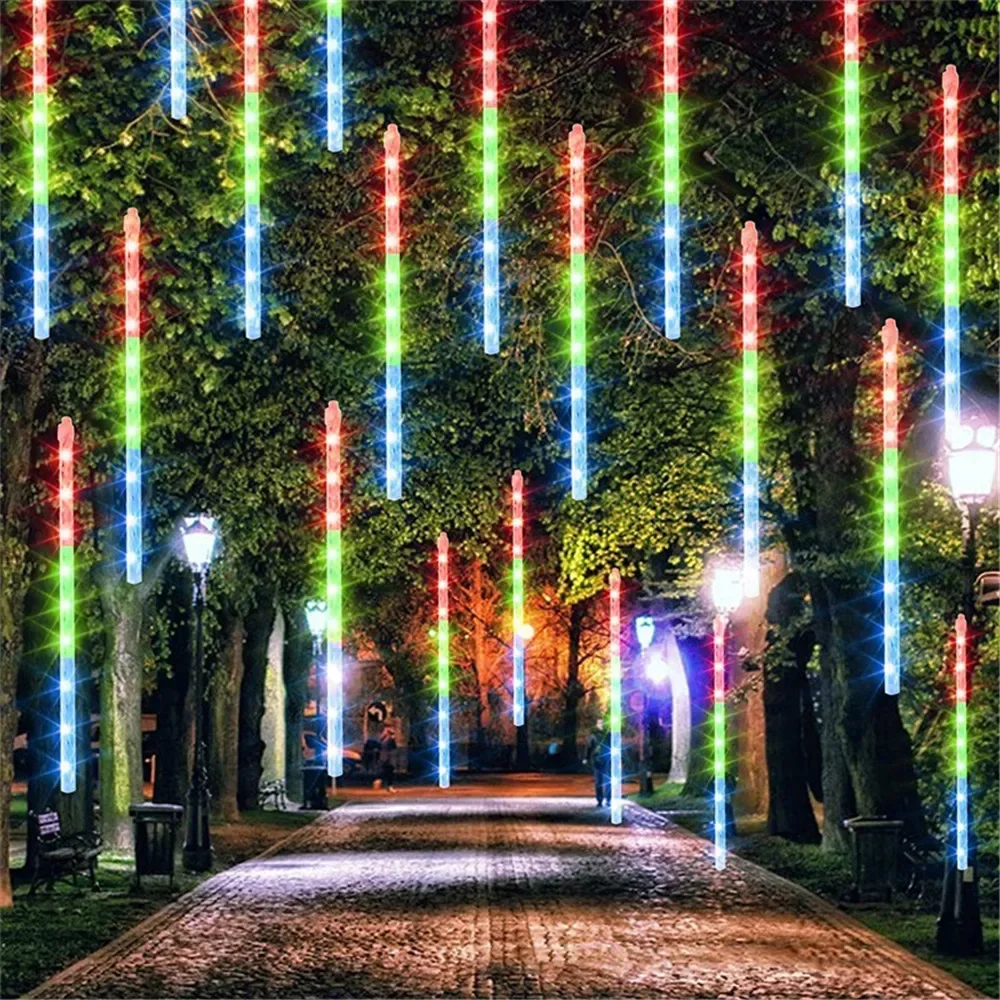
[[936, 421, 996, 955], [635, 616, 656, 796], [181, 515, 218, 872]]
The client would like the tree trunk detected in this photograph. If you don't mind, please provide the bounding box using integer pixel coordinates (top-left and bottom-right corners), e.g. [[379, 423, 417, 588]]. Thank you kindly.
[[283, 607, 310, 803], [763, 575, 820, 843], [98, 584, 145, 851], [238, 591, 275, 811], [0, 339, 46, 907], [561, 601, 586, 770], [209, 610, 244, 822]]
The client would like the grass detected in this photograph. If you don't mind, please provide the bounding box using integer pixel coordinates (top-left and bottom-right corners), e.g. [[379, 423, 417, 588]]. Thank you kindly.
[[636, 787, 998, 996], [0, 808, 319, 999]]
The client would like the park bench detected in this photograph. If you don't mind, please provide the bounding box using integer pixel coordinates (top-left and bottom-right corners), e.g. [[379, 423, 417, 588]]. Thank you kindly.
[[28, 810, 103, 895], [259, 778, 288, 811]]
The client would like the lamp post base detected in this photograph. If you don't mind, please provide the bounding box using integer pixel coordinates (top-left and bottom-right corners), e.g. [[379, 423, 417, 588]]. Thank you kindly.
[[936, 859, 983, 956], [182, 785, 213, 873]]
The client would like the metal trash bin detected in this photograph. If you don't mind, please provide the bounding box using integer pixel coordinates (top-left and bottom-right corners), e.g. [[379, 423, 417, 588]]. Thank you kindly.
[[843, 816, 903, 902], [130, 803, 184, 889]]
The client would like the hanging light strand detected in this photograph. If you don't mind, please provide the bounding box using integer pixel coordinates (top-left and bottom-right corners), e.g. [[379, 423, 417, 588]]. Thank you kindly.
[[58, 416, 76, 793], [384, 123, 402, 499], [881, 318, 900, 695], [32, 0, 49, 340], [569, 124, 587, 500], [742, 221, 759, 599], [170, 0, 187, 119], [437, 532, 450, 788], [713, 613, 727, 869], [663, 0, 680, 339], [512, 470, 525, 726], [244, 0, 261, 339], [843, 0, 861, 306], [955, 613, 968, 870], [482, 0, 500, 354], [124, 208, 143, 584], [325, 400, 343, 778], [326, 0, 343, 151], [942, 65, 961, 439], [609, 569, 623, 825]]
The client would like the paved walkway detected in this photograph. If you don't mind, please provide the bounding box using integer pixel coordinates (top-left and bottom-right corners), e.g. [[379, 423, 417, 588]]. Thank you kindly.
[[29, 796, 974, 998]]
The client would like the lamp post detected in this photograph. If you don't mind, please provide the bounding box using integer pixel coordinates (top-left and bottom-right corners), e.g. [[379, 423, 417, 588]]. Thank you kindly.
[[304, 601, 328, 808], [937, 421, 996, 955], [634, 615, 656, 796], [711, 565, 743, 870], [181, 515, 218, 872]]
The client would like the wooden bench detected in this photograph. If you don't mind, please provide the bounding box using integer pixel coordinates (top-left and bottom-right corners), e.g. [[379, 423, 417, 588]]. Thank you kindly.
[[28, 810, 103, 894]]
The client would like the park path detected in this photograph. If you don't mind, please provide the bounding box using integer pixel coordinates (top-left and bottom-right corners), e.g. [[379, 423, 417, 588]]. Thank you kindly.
[[28, 795, 975, 999]]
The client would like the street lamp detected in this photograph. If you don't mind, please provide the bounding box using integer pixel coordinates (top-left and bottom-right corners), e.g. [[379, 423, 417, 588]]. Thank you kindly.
[[711, 564, 743, 870], [937, 422, 995, 955], [635, 615, 655, 652], [181, 515, 217, 872], [634, 615, 657, 795]]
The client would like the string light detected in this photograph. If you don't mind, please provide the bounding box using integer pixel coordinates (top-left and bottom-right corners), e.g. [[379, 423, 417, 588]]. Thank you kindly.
[[482, 0, 500, 354], [663, 0, 680, 339], [384, 124, 402, 499], [742, 222, 759, 599], [124, 208, 143, 584], [713, 613, 727, 869], [170, 0, 186, 119], [58, 417, 76, 793], [609, 569, 622, 825], [326, 0, 343, 151], [245, 0, 261, 339], [954, 613, 968, 870], [881, 318, 900, 695], [942, 65, 961, 440], [512, 470, 525, 726], [843, 0, 861, 307], [32, 0, 48, 340], [437, 532, 450, 788], [325, 401, 343, 778], [569, 124, 587, 500]]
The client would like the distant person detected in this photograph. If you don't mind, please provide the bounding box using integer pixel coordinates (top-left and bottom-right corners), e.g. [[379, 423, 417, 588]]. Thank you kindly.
[[380, 727, 398, 793], [363, 735, 381, 778], [584, 719, 611, 807]]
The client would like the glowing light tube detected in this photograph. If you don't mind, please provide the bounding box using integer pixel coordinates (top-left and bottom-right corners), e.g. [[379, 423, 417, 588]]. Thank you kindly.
[[843, 0, 861, 307], [943, 65, 961, 440], [881, 318, 900, 695], [609, 569, 623, 825], [512, 470, 525, 726], [58, 416, 76, 793], [713, 613, 727, 869], [385, 123, 402, 499], [663, 0, 680, 339], [124, 208, 143, 585], [482, 0, 499, 354], [437, 532, 450, 788], [244, 0, 261, 340], [32, 0, 49, 340], [325, 401, 343, 778], [742, 222, 759, 599], [569, 124, 587, 500], [170, 0, 186, 119], [955, 613, 968, 870], [326, 0, 343, 151]]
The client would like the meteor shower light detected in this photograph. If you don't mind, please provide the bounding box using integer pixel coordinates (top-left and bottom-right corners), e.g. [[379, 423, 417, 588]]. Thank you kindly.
[[385, 123, 402, 499], [512, 469, 525, 726], [609, 569, 623, 825], [568, 123, 587, 500], [843, 0, 861, 307], [32, 0, 49, 340], [326, 0, 343, 151], [325, 401, 343, 778], [742, 221, 759, 599], [244, 0, 261, 339], [943, 65, 961, 439], [57, 417, 76, 793], [170, 0, 186, 119], [881, 318, 900, 695], [954, 613, 969, 869], [712, 614, 727, 869], [663, 0, 680, 339], [437, 532, 450, 788], [124, 208, 143, 585], [482, 0, 500, 354]]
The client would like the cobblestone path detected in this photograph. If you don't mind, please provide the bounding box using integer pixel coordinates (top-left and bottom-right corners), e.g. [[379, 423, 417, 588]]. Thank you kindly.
[[28, 797, 975, 998]]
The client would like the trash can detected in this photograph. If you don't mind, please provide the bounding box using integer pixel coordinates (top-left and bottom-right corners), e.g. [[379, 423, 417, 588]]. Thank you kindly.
[[301, 765, 329, 810], [843, 816, 903, 902], [129, 803, 184, 890]]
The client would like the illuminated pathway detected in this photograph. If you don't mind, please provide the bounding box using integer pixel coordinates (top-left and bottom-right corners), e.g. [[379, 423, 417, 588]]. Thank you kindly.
[[31, 791, 969, 999]]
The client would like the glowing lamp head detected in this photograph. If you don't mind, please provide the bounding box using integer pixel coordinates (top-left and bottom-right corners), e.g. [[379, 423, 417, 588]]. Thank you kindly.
[[634, 615, 656, 650], [305, 599, 328, 639], [181, 515, 218, 574], [645, 653, 669, 685], [947, 422, 999, 506], [712, 566, 743, 614]]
